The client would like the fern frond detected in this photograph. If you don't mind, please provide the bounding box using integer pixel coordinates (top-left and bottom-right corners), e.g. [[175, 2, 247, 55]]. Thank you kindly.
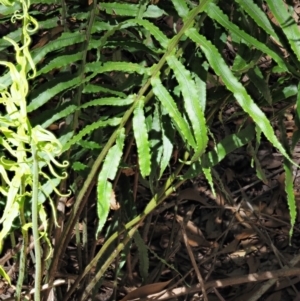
[[100, 2, 165, 18], [62, 118, 121, 152], [205, 2, 288, 72], [188, 28, 295, 165], [85, 61, 146, 75], [27, 74, 81, 112], [96, 128, 125, 236], [167, 55, 208, 160], [151, 76, 196, 149], [133, 98, 151, 178]]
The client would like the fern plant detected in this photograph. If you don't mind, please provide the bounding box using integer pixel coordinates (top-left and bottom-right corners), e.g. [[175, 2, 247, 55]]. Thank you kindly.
[[0, 0, 299, 299], [0, 0, 68, 300]]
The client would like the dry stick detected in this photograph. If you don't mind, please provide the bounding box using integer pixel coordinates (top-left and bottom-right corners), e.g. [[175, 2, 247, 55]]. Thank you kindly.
[[212, 287, 226, 301], [145, 267, 300, 300], [3, 280, 67, 301], [245, 253, 300, 301], [179, 219, 208, 301], [0, 243, 22, 266]]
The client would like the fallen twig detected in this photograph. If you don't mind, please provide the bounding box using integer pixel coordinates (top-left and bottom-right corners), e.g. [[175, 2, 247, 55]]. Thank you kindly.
[[141, 267, 300, 300]]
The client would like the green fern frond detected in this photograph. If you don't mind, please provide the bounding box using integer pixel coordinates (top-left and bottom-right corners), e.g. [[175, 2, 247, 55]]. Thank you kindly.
[[133, 98, 151, 178]]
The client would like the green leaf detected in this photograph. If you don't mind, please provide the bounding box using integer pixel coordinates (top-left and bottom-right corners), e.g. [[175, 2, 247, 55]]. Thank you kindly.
[[0, 28, 22, 51], [151, 76, 196, 149], [193, 73, 206, 111], [80, 95, 135, 109], [126, 19, 169, 49], [137, 0, 149, 19], [144, 4, 166, 18], [92, 21, 114, 34], [171, 0, 189, 18], [284, 158, 296, 242], [38, 18, 61, 31], [27, 74, 81, 112], [148, 104, 163, 191], [83, 84, 126, 98], [133, 99, 151, 178], [0, 2, 20, 14], [273, 84, 298, 103], [0, 265, 11, 285], [248, 130, 268, 184], [96, 128, 125, 236], [187, 29, 295, 165], [247, 67, 272, 105], [100, 3, 165, 18], [292, 83, 300, 148], [41, 105, 77, 129], [205, 2, 288, 72], [85, 61, 146, 75], [73, 162, 87, 171], [31, 0, 59, 4], [133, 231, 149, 282], [184, 124, 256, 179], [202, 166, 215, 196], [62, 118, 121, 152], [265, 0, 300, 62], [0, 174, 21, 225], [38, 178, 61, 204], [0, 202, 19, 252], [159, 112, 174, 178], [106, 39, 162, 55], [32, 32, 85, 65], [78, 140, 101, 150], [167, 55, 208, 160], [235, 0, 279, 41], [36, 53, 82, 76]]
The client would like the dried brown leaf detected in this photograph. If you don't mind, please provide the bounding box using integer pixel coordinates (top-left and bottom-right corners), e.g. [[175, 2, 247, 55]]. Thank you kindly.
[[110, 189, 120, 210], [119, 279, 173, 301], [31, 26, 64, 50], [247, 255, 259, 274], [219, 239, 239, 255], [177, 188, 209, 206], [235, 229, 256, 240], [176, 215, 212, 247]]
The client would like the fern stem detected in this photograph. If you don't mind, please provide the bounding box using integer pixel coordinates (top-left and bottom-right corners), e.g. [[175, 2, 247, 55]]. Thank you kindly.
[[16, 185, 28, 301], [73, 0, 97, 130], [31, 142, 42, 301]]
